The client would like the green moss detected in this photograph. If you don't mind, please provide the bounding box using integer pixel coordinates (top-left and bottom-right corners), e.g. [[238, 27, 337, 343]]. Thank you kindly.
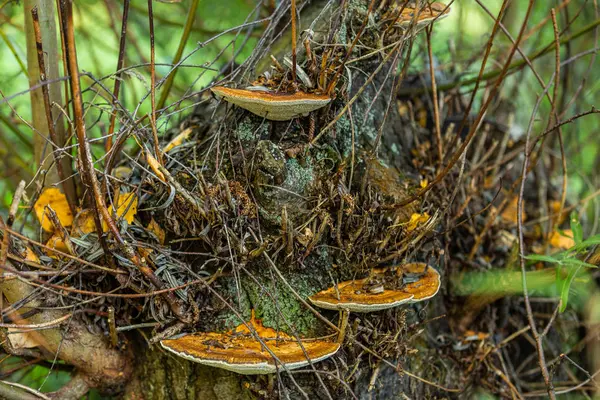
[[212, 279, 252, 331], [242, 268, 320, 336]]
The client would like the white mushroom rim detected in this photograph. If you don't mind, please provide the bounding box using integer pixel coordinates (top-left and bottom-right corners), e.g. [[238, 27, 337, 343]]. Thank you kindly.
[[160, 341, 341, 375], [211, 86, 331, 121], [309, 294, 415, 313]]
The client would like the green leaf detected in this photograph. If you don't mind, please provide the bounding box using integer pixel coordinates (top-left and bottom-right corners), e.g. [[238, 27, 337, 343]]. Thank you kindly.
[[570, 212, 583, 245], [563, 259, 598, 269], [579, 234, 600, 247], [559, 264, 582, 312], [525, 254, 560, 264]]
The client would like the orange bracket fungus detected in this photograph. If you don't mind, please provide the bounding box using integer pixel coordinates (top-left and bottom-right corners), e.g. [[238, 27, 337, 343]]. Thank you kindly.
[[160, 313, 339, 374], [211, 86, 331, 121], [308, 263, 441, 312], [389, 1, 451, 30]]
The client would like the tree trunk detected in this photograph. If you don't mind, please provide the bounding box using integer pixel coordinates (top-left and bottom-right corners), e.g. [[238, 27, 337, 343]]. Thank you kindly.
[[121, 1, 463, 398]]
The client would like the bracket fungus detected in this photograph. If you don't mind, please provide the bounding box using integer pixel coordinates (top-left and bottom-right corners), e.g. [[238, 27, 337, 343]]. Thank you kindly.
[[211, 86, 331, 121], [160, 313, 339, 374], [308, 263, 441, 312], [387, 1, 451, 30]]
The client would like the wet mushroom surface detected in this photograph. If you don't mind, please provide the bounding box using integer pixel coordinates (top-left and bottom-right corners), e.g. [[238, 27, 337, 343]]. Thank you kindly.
[[161, 313, 340, 375], [308, 263, 441, 312]]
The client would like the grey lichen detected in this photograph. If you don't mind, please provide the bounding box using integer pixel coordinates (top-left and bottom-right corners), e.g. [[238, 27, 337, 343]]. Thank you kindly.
[[235, 116, 268, 143], [283, 158, 314, 194]]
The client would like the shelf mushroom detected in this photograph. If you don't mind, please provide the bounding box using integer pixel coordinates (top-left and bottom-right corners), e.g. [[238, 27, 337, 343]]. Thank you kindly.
[[160, 312, 340, 374], [308, 263, 441, 312], [386, 1, 451, 30], [211, 86, 331, 121]]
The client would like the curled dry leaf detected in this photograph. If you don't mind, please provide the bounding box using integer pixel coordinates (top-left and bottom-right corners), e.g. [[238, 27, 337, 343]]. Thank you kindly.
[[146, 152, 166, 182], [163, 128, 192, 153], [147, 218, 166, 244], [73, 192, 139, 235], [45, 233, 70, 257], [7, 328, 40, 349], [71, 209, 96, 236], [34, 188, 73, 232]]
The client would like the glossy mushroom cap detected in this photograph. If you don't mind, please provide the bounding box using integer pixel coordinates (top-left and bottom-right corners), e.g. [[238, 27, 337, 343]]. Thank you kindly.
[[211, 86, 331, 121], [308, 263, 441, 312], [160, 313, 339, 374]]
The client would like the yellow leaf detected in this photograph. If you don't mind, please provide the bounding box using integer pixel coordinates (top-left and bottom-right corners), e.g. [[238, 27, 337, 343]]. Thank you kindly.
[[72, 209, 96, 236], [406, 212, 430, 232], [163, 128, 192, 153], [45, 234, 69, 258], [500, 196, 526, 224], [549, 229, 575, 250], [147, 218, 166, 244], [146, 152, 166, 182], [103, 191, 138, 231], [24, 246, 39, 263], [34, 188, 73, 232]]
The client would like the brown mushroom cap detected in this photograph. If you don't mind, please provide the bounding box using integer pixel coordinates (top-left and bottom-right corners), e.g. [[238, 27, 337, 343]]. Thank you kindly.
[[160, 314, 339, 374], [308, 263, 441, 312], [392, 1, 451, 28], [401, 262, 441, 302], [211, 86, 331, 121]]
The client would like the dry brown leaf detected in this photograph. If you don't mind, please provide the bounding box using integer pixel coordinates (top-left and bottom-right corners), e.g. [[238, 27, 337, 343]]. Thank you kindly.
[[147, 218, 166, 244], [7, 328, 40, 349], [34, 188, 73, 232]]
